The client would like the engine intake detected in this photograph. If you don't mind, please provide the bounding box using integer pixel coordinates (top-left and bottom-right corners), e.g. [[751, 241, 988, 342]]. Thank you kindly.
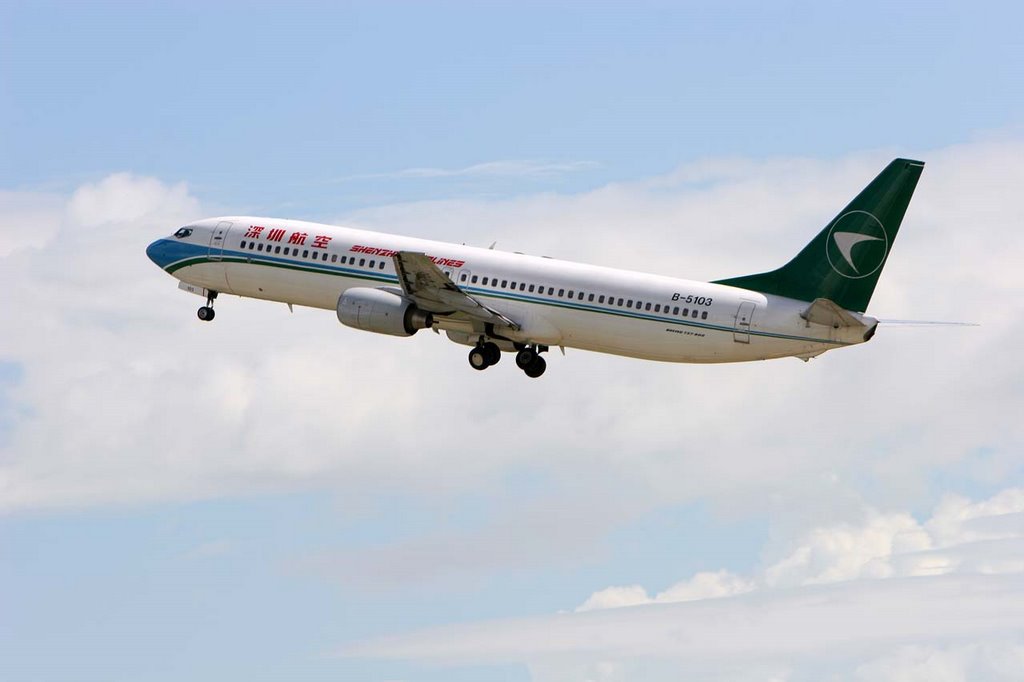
[[337, 287, 433, 337]]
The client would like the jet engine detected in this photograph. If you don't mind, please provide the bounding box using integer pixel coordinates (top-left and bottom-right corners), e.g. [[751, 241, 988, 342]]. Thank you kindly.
[[336, 288, 433, 337]]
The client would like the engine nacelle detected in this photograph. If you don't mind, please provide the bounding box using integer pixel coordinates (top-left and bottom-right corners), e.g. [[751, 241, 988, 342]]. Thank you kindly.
[[337, 288, 433, 337]]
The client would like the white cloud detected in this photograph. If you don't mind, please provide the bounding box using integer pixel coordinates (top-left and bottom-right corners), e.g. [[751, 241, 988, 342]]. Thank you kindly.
[[0, 140, 1020, 543], [0, 189, 64, 256], [577, 571, 755, 612], [575, 488, 1024, 613], [66, 173, 198, 227], [852, 642, 1024, 682], [575, 585, 649, 612], [340, 488, 1024, 681], [340, 575, 1024, 676]]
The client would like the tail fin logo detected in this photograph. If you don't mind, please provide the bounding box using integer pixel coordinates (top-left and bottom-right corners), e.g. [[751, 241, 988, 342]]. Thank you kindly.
[[825, 211, 889, 279]]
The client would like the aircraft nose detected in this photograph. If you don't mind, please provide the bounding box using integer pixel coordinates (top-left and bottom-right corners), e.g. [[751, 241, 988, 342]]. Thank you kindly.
[[146, 238, 173, 270]]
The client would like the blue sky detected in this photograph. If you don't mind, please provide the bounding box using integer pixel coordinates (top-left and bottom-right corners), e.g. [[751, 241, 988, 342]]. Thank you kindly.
[[4, 2, 1023, 212], [2, 2, 1023, 681]]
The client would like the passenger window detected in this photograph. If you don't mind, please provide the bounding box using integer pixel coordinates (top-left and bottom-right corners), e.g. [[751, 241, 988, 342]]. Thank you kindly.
[[331, 254, 337, 262], [359, 258, 365, 266], [682, 308, 689, 316], [249, 242, 256, 250], [519, 282, 526, 291], [369, 260, 376, 268], [598, 295, 605, 303], [588, 294, 595, 302], [692, 309, 699, 318], [257, 243, 264, 252], [701, 311, 708, 319], [472, 275, 479, 284], [617, 298, 623, 306], [483, 277, 489, 285], [627, 300, 633, 307], [240, 240, 247, 248], [654, 304, 661, 312], [379, 262, 385, 270], [510, 281, 517, 289], [673, 306, 679, 315], [578, 292, 584, 300], [548, 287, 554, 295], [501, 280, 507, 288], [528, 284, 535, 292], [558, 289, 565, 297], [323, 252, 329, 261], [568, 290, 575, 298], [645, 302, 651, 311]]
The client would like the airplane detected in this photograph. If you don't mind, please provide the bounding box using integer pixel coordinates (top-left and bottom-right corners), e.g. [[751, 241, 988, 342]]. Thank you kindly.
[[146, 158, 924, 378]]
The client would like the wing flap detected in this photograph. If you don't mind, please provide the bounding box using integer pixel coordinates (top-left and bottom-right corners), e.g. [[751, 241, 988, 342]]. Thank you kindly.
[[392, 251, 520, 330]]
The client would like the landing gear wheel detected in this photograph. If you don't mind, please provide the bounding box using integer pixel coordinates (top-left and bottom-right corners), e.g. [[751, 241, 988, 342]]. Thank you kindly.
[[515, 348, 537, 370], [482, 342, 501, 366], [524, 356, 547, 378], [197, 291, 218, 322], [468, 347, 489, 371]]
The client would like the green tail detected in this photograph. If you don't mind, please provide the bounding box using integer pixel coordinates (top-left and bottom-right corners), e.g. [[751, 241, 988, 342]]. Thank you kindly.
[[713, 158, 924, 312]]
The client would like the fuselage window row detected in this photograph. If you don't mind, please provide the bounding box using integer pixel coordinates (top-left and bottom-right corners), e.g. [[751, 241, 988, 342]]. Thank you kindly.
[[235, 242, 709, 321], [467, 272, 710, 321]]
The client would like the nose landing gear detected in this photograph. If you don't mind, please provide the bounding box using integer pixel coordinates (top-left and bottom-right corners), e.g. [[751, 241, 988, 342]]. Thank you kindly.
[[197, 291, 218, 322]]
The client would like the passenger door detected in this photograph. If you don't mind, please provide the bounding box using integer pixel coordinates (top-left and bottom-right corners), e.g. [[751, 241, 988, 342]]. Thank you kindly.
[[208, 221, 233, 261], [733, 301, 756, 343]]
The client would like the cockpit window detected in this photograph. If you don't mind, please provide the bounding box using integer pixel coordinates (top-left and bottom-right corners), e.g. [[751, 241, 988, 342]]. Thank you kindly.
[[174, 227, 194, 239]]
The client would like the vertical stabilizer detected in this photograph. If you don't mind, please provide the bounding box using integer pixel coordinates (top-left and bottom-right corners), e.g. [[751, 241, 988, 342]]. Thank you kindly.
[[713, 159, 924, 312]]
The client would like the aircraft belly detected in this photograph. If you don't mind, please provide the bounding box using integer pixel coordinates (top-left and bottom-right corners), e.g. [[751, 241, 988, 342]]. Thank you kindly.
[[551, 306, 837, 364], [223, 262, 348, 310], [175, 263, 235, 295], [555, 307, 720, 362]]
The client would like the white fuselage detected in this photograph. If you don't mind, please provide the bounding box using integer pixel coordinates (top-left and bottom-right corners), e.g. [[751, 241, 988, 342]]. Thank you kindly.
[[150, 217, 876, 363]]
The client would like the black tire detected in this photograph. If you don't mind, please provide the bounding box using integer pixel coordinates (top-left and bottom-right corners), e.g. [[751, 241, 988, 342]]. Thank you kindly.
[[468, 348, 489, 370], [197, 306, 215, 321], [483, 342, 501, 365], [524, 356, 546, 378], [515, 348, 537, 370]]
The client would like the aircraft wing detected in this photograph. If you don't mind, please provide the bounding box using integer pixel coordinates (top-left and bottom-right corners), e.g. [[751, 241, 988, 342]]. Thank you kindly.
[[392, 251, 520, 330]]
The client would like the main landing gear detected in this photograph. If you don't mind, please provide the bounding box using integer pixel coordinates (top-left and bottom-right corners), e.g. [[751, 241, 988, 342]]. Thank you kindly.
[[197, 291, 218, 322], [468, 341, 501, 371], [467, 339, 547, 378], [515, 346, 547, 378]]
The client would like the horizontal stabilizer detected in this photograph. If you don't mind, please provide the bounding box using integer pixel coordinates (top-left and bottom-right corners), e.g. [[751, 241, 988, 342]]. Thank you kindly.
[[801, 298, 866, 329]]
